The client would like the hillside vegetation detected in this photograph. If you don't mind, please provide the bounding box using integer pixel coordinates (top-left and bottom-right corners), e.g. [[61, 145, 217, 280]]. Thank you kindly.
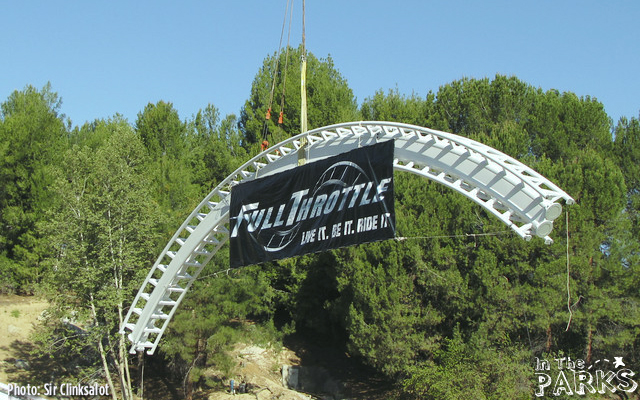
[[1, 47, 638, 399]]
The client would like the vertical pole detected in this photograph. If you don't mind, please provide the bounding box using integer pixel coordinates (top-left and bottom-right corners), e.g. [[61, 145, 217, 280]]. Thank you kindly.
[[298, 0, 308, 166], [138, 351, 144, 400]]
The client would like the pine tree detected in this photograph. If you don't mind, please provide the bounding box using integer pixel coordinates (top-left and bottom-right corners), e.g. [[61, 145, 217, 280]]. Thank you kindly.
[[0, 83, 66, 292]]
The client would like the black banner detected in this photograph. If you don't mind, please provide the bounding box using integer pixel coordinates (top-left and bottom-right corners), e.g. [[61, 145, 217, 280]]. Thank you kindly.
[[229, 140, 395, 268]]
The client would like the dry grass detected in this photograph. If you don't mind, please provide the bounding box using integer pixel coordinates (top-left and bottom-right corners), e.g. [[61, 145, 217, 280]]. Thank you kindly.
[[0, 295, 48, 383]]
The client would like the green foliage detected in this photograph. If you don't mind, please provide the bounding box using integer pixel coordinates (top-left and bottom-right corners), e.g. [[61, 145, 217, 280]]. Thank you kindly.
[[2, 57, 637, 400], [187, 105, 248, 193], [37, 117, 162, 394], [135, 101, 201, 241], [44, 117, 160, 300], [527, 90, 612, 160], [361, 88, 434, 126], [0, 83, 67, 292], [136, 100, 187, 158], [239, 47, 358, 149], [335, 242, 438, 377], [614, 116, 640, 242], [402, 328, 531, 400]]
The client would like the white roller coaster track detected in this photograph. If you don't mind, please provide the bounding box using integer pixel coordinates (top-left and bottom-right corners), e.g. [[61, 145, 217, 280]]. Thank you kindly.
[[120, 121, 575, 355]]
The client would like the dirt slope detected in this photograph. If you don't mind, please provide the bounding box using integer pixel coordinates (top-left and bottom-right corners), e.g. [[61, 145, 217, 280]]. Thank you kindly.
[[0, 295, 48, 383]]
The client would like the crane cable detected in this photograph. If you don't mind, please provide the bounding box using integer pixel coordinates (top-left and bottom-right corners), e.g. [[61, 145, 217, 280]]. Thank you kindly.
[[262, 0, 294, 151], [278, 0, 295, 125]]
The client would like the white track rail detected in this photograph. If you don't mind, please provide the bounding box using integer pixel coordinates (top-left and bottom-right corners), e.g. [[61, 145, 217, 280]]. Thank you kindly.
[[121, 121, 574, 354]]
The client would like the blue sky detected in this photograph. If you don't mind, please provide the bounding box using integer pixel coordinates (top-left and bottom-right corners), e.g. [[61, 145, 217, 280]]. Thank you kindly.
[[2, 1, 639, 127]]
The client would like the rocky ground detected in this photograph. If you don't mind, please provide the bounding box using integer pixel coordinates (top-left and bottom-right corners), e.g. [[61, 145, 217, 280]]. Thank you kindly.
[[202, 336, 395, 400], [205, 344, 313, 400]]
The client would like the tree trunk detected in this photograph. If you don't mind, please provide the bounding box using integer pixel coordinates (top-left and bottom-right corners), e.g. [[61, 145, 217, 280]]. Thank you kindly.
[[97, 331, 119, 400], [118, 303, 134, 400], [186, 379, 193, 400], [115, 343, 132, 400], [183, 352, 202, 400], [545, 325, 552, 353], [586, 324, 593, 364], [104, 314, 131, 400], [137, 351, 145, 399], [90, 297, 119, 400], [197, 338, 208, 368]]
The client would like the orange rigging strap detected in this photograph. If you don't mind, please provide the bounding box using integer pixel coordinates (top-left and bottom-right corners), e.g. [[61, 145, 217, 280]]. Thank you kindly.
[[262, 0, 294, 147]]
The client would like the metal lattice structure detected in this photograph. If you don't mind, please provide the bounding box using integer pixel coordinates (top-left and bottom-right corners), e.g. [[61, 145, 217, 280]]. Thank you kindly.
[[120, 121, 575, 354]]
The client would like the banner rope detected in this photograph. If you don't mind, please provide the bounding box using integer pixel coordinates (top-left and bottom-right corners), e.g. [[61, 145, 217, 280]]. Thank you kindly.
[[395, 230, 511, 241], [565, 210, 573, 331]]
